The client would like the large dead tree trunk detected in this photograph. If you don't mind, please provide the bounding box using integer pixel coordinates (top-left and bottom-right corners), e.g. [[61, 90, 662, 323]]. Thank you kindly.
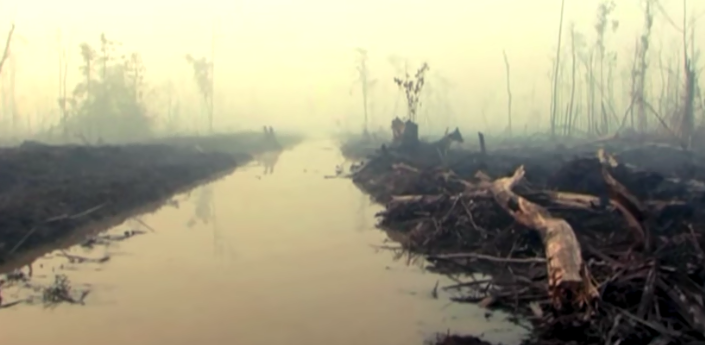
[[489, 165, 595, 307]]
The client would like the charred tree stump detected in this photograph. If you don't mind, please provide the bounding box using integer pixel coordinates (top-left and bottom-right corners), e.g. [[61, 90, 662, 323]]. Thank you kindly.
[[400, 120, 419, 150], [478, 132, 486, 157]]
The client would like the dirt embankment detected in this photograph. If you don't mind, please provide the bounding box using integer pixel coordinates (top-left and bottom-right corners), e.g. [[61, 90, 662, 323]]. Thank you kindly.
[[348, 134, 705, 345], [0, 131, 301, 269]]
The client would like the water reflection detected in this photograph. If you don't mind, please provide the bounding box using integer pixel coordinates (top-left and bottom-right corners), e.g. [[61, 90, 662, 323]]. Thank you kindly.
[[186, 185, 233, 259], [257, 149, 282, 175], [187, 185, 213, 228], [355, 191, 370, 232]]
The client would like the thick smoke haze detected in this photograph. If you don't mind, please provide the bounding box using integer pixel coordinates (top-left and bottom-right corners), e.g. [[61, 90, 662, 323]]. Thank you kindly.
[[0, 0, 702, 138]]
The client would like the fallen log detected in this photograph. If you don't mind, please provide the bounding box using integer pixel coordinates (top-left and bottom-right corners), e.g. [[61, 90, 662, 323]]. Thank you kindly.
[[488, 165, 597, 308], [598, 149, 647, 246]]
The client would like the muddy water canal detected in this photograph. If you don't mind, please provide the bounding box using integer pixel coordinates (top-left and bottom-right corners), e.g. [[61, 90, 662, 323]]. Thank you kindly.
[[0, 140, 522, 345]]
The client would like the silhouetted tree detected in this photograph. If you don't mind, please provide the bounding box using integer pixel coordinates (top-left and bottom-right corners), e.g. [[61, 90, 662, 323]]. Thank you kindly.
[[185, 54, 213, 133], [352, 48, 377, 136], [63, 33, 152, 142]]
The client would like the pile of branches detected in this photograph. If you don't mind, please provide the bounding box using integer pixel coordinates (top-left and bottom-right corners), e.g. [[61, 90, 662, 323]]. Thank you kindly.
[[354, 147, 705, 345]]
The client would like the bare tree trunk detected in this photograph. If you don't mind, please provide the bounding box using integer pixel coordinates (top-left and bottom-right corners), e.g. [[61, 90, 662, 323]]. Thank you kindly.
[[58, 30, 70, 140], [9, 54, 16, 136], [355, 49, 373, 136], [209, 21, 217, 134], [0, 24, 15, 77], [567, 25, 577, 137], [550, 0, 566, 139], [502, 50, 512, 135], [361, 59, 369, 135], [588, 52, 596, 135], [681, 0, 695, 145]]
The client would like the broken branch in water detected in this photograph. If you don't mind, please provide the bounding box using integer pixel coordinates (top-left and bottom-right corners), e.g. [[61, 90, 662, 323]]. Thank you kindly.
[[133, 217, 156, 232], [57, 250, 110, 264], [5, 203, 109, 259]]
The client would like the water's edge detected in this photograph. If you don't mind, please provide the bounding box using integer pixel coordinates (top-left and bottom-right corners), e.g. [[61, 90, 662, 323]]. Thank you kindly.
[[0, 140, 524, 345], [0, 164, 240, 274]]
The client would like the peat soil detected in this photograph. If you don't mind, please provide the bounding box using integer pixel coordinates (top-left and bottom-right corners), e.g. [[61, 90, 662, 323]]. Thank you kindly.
[[345, 133, 705, 345], [0, 132, 297, 269]]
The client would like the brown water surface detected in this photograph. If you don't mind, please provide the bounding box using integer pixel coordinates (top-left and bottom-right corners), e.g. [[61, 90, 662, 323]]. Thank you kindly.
[[0, 140, 524, 345]]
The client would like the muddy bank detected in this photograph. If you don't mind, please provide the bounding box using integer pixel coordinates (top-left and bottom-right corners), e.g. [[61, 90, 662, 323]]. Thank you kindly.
[[349, 133, 705, 345], [0, 132, 300, 269]]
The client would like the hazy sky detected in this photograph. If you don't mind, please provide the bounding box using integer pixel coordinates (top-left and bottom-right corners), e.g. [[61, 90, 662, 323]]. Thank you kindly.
[[0, 0, 703, 135]]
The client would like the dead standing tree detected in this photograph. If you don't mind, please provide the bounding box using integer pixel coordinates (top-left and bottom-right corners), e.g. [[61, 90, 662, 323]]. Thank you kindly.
[[6, 47, 17, 137], [0, 24, 15, 76], [655, 0, 702, 146], [550, 0, 565, 139], [184, 55, 213, 134], [566, 23, 578, 136], [57, 29, 70, 140], [564, 3, 619, 138], [678, 0, 698, 147], [393, 62, 429, 148], [629, 1, 653, 134], [387, 54, 408, 119], [353, 48, 377, 137], [0, 24, 15, 139], [594, 0, 617, 135], [209, 20, 219, 134], [502, 50, 513, 135]]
